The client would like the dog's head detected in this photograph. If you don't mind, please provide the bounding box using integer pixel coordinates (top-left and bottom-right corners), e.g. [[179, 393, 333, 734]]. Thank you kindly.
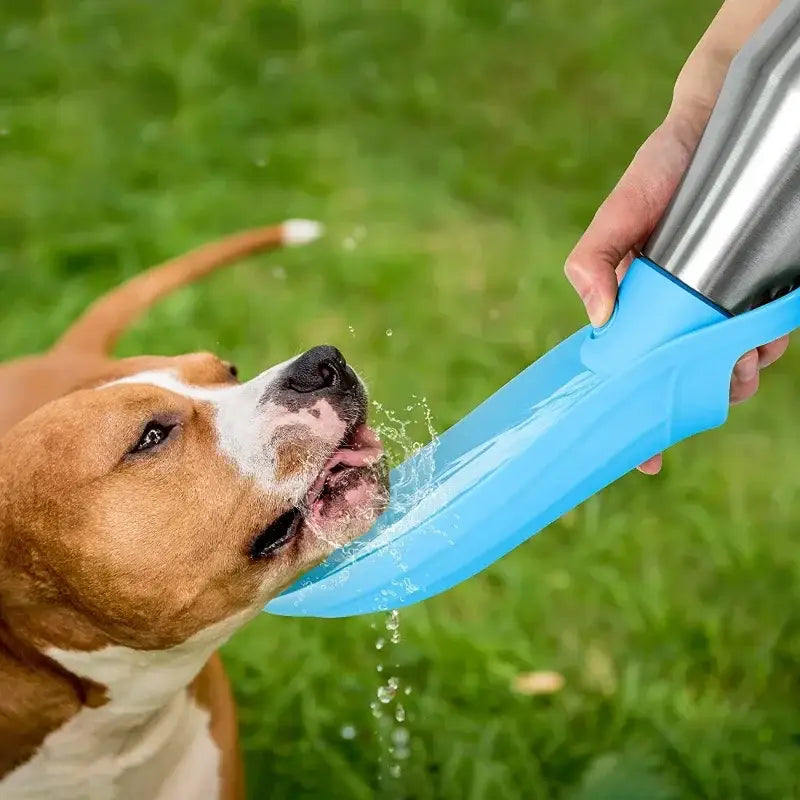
[[0, 346, 388, 656]]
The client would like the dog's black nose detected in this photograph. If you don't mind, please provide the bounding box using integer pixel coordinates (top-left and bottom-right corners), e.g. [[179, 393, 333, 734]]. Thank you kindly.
[[285, 345, 355, 394]]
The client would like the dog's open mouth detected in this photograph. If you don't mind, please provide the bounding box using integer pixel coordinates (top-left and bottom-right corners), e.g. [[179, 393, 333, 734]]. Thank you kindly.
[[249, 422, 386, 559], [305, 423, 384, 513]]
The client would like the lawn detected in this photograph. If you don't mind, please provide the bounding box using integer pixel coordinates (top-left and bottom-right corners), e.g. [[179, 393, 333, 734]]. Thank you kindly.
[[3, 1, 800, 797]]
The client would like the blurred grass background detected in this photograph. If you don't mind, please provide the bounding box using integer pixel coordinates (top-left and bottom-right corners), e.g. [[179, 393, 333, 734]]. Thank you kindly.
[[3, 1, 800, 798]]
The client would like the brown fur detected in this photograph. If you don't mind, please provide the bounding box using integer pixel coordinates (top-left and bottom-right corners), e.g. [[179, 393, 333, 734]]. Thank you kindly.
[[0, 224, 384, 797]]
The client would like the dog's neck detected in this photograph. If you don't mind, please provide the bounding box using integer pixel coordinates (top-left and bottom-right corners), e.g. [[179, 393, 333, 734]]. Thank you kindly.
[[0, 612, 248, 799], [0, 636, 87, 778]]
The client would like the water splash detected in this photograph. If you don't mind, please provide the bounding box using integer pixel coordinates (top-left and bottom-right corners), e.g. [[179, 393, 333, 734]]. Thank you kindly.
[[290, 369, 603, 613], [386, 610, 401, 644], [372, 610, 412, 791], [277, 393, 442, 615], [296, 393, 439, 564], [376, 678, 398, 704]]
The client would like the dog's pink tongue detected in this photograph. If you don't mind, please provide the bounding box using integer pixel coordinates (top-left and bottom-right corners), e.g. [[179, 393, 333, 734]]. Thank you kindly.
[[327, 424, 383, 469], [306, 425, 383, 502]]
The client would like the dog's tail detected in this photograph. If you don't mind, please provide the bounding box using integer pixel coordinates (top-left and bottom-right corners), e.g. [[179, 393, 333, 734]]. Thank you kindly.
[[52, 220, 323, 356]]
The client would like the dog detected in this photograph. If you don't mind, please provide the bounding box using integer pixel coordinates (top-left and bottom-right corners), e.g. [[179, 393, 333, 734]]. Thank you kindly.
[[0, 220, 388, 800]]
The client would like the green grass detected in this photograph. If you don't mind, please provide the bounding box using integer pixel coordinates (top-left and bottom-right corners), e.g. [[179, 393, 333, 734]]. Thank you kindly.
[[3, 1, 800, 797]]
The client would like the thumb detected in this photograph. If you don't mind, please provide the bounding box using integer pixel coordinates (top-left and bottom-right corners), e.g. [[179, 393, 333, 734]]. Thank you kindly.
[[565, 119, 697, 327]]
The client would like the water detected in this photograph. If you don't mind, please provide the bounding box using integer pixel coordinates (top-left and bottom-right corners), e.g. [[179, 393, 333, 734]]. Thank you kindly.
[[386, 610, 401, 644], [376, 681, 397, 704], [271, 387, 442, 616], [295, 387, 440, 565], [372, 610, 413, 793], [270, 331, 608, 618], [313, 367, 599, 611]]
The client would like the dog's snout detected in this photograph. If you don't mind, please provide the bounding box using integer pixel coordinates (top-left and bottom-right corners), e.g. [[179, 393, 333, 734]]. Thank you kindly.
[[285, 345, 355, 394]]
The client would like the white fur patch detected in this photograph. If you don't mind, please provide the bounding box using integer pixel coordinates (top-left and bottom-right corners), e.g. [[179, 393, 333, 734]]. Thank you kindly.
[[102, 362, 346, 499], [280, 218, 324, 246], [0, 613, 250, 800]]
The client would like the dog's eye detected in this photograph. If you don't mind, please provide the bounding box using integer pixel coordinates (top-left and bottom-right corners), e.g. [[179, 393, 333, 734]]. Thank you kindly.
[[132, 422, 175, 453]]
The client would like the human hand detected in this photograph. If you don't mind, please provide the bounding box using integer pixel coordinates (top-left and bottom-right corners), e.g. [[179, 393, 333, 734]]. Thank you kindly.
[[564, 111, 789, 474]]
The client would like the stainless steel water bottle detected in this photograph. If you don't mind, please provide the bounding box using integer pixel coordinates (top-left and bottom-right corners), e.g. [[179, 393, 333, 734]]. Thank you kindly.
[[643, 0, 800, 314]]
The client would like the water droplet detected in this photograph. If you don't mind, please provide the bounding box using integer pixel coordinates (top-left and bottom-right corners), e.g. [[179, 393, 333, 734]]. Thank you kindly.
[[340, 725, 357, 740], [348, 325, 356, 337], [395, 745, 410, 761], [404, 686, 412, 695], [385, 610, 399, 631], [377, 664, 384, 672], [343, 236, 356, 251], [370, 701, 382, 718], [390, 630, 400, 644], [385, 329, 393, 337], [392, 727, 409, 745], [388, 676, 399, 690], [389, 764, 401, 778], [377, 685, 395, 704], [394, 704, 406, 723], [375, 638, 385, 650]]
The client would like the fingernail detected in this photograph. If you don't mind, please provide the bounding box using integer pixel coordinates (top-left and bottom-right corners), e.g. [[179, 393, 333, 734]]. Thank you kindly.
[[733, 352, 758, 383], [584, 290, 609, 328]]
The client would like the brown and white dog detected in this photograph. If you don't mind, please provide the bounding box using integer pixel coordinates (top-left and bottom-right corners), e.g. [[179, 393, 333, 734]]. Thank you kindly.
[[0, 221, 388, 800]]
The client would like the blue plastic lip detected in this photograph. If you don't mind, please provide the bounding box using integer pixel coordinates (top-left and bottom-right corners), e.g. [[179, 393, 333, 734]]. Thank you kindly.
[[589, 299, 619, 337], [638, 254, 733, 319], [267, 256, 800, 617]]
